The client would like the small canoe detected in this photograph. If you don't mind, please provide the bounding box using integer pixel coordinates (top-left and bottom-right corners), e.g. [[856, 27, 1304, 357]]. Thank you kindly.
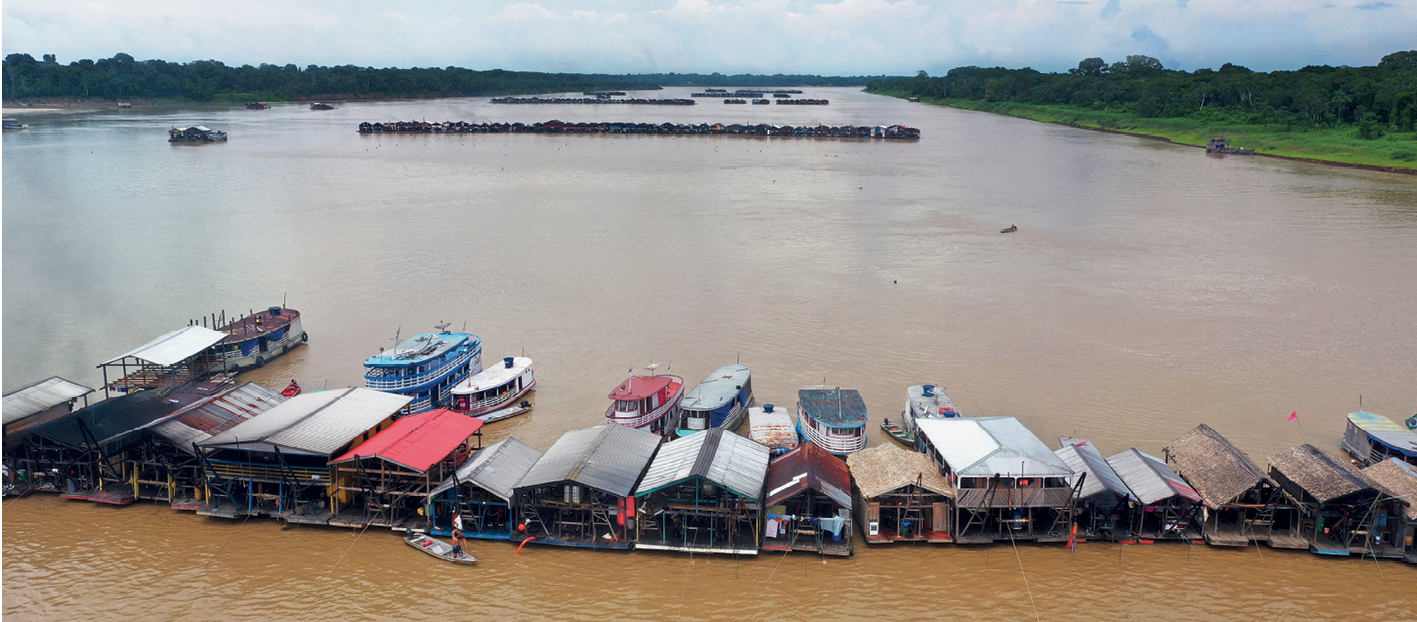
[[1000, 226, 1018, 233], [881, 419, 914, 446], [405, 532, 476, 564], [475, 401, 532, 424]]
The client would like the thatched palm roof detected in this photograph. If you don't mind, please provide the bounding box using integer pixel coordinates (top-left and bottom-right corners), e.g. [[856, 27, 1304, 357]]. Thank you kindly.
[[846, 443, 953, 499], [1267, 444, 1374, 504], [1164, 424, 1272, 509], [1360, 459, 1417, 521]]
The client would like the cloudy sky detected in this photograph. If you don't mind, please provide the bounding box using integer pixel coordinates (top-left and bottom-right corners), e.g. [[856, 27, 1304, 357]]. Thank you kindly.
[[4, 0, 1412, 75]]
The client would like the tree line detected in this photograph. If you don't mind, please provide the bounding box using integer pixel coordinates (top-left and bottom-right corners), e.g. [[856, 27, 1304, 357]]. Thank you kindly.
[[1, 53, 869, 102], [867, 52, 1417, 137]]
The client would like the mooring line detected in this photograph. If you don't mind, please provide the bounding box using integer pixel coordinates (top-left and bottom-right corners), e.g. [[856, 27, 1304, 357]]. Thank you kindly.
[[1006, 526, 1042, 622], [203, 512, 253, 571]]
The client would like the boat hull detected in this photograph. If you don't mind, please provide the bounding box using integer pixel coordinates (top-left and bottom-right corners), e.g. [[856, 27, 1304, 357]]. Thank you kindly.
[[404, 532, 476, 564]]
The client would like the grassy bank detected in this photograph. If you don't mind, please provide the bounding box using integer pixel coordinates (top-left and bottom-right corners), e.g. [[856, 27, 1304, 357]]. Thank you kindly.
[[874, 89, 1417, 174]]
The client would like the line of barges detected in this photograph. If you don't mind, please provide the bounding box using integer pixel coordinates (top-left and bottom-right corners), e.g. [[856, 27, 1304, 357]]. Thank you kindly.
[[490, 96, 696, 105], [356, 120, 921, 139]]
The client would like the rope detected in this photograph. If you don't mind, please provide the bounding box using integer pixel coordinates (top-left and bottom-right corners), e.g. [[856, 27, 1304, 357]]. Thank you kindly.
[[203, 512, 253, 571], [325, 508, 384, 576], [1006, 525, 1042, 622]]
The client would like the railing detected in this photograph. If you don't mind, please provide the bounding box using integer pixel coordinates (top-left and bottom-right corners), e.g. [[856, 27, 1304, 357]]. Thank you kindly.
[[365, 347, 478, 391], [957, 487, 1073, 509], [606, 401, 675, 429], [801, 424, 866, 454], [457, 391, 516, 413], [206, 460, 331, 484]]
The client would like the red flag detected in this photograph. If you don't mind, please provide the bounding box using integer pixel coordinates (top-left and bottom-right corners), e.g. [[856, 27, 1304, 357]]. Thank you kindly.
[[1287, 411, 1298, 422]]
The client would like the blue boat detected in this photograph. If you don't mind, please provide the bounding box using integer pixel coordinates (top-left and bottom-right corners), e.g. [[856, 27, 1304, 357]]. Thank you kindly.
[[676, 364, 754, 437], [797, 386, 868, 456], [364, 327, 482, 413]]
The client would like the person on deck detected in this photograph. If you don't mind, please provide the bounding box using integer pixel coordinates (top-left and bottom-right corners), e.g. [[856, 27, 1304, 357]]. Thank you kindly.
[[287, 379, 299, 390], [450, 529, 465, 557]]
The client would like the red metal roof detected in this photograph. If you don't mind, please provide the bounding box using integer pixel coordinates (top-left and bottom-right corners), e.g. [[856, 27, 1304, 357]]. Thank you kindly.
[[764, 442, 853, 507], [607, 375, 677, 400], [331, 409, 483, 473]]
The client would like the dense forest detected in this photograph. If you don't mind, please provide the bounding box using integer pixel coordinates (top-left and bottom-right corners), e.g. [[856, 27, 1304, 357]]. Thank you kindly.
[[867, 51, 1417, 137], [0, 53, 868, 102]]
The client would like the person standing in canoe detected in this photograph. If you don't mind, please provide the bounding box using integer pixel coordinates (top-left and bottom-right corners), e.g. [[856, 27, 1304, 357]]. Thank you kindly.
[[450, 528, 465, 557]]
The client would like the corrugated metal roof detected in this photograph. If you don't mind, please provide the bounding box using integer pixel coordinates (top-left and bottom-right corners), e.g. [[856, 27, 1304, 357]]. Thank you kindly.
[[636, 428, 770, 499], [200, 388, 412, 456], [430, 437, 544, 501], [1106, 449, 1201, 505], [4, 376, 95, 425], [143, 383, 286, 455], [516, 424, 661, 497], [1055, 438, 1134, 501], [1346, 411, 1417, 458], [798, 387, 867, 428], [915, 417, 1072, 478], [681, 365, 751, 412], [764, 442, 852, 509], [99, 326, 228, 366], [26, 390, 183, 447], [331, 409, 484, 472]]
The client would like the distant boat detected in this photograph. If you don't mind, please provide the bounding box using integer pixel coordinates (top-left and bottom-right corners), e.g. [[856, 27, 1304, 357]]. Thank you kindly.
[[246, 102, 271, 110], [169, 126, 226, 142], [605, 366, 685, 437], [1206, 138, 1254, 155], [310, 102, 335, 110], [676, 364, 753, 437], [1001, 225, 1018, 233], [450, 356, 535, 418], [117, 103, 132, 109], [3, 119, 29, 130]]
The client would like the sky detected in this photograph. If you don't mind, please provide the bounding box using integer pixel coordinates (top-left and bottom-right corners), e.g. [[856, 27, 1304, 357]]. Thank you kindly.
[[3, 0, 1414, 75]]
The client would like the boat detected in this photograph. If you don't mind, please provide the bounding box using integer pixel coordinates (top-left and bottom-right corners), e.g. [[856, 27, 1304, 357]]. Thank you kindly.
[[404, 532, 476, 564], [476, 401, 532, 423], [881, 420, 913, 446], [310, 102, 335, 110], [364, 325, 482, 414], [117, 103, 132, 109], [797, 386, 868, 456], [3, 119, 29, 130], [246, 102, 270, 110], [209, 306, 308, 371], [168, 126, 227, 142], [1206, 138, 1255, 155], [450, 356, 535, 417], [899, 384, 959, 444], [747, 403, 798, 455], [675, 364, 753, 437], [281, 382, 302, 398], [1001, 225, 1018, 233], [605, 365, 685, 437]]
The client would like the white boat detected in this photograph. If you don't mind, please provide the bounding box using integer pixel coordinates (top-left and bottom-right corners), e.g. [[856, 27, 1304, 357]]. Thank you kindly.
[[451, 356, 535, 417], [902, 384, 960, 439], [404, 532, 476, 564]]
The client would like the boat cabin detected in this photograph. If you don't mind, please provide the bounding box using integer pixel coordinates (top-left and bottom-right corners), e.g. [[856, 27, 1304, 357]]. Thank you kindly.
[[1360, 458, 1417, 564], [1164, 424, 1298, 548], [677, 364, 753, 436], [605, 373, 685, 436], [208, 306, 306, 372], [426, 437, 543, 540], [916, 417, 1077, 544], [1341, 411, 1417, 467], [1055, 438, 1136, 541], [761, 442, 854, 556], [747, 403, 797, 455], [513, 424, 661, 549], [634, 428, 769, 555], [450, 356, 535, 416], [1106, 448, 1202, 541], [364, 330, 482, 413], [327, 409, 484, 530], [902, 384, 960, 436], [797, 386, 868, 456], [1267, 444, 1395, 556], [847, 443, 954, 544]]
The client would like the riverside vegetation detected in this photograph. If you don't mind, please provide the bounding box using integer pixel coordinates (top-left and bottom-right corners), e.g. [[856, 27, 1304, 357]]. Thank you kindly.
[[867, 51, 1417, 172]]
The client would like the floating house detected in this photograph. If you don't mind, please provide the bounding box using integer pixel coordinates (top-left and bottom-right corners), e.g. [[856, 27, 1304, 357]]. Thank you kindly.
[[1360, 458, 1417, 564], [676, 364, 753, 437], [513, 424, 661, 549], [915, 417, 1077, 543], [1341, 411, 1417, 467], [633, 428, 769, 555], [364, 328, 482, 413], [168, 126, 227, 142], [1267, 444, 1391, 556], [797, 386, 868, 456], [1055, 438, 1135, 540], [847, 443, 954, 544], [196, 388, 413, 521], [450, 356, 535, 417], [3, 376, 93, 444], [1163, 424, 1298, 547], [1106, 449, 1201, 541], [97, 325, 228, 397], [208, 306, 307, 371], [605, 371, 685, 437], [328, 409, 484, 530], [761, 442, 854, 556], [426, 437, 543, 540], [747, 403, 797, 455]]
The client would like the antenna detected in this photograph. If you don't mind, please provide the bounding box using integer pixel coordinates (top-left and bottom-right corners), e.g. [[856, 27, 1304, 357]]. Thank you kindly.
[[435, 321, 451, 333]]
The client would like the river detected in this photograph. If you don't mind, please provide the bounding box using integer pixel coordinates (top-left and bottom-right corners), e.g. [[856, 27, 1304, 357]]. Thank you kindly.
[[3, 87, 1415, 620]]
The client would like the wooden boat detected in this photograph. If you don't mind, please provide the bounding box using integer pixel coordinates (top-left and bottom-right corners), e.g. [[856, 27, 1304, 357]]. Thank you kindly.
[[797, 386, 868, 455], [474, 400, 532, 423], [451, 356, 535, 417], [676, 364, 753, 437], [1000, 225, 1018, 233], [404, 532, 476, 564], [605, 365, 684, 437], [880, 419, 913, 446], [209, 306, 307, 371]]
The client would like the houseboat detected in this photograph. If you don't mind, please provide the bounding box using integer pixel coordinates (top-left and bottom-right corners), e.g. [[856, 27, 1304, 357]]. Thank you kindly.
[[310, 102, 335, 110], [1341, 411, 1417, 467], [208, 306, 307, 371], [605, 366, 684, 437], [450, 356, 535, 421], [747, 403, 798, 455], [887, 384, 959, 446], [168, 126, 227, 142], [1206, 138, 1255, 155], [364, 327, 482, 414], [797, 386, 868, 456], [676, 364, 753, 437], [3, 119, 28, 130], [246, 102, 270, 110]]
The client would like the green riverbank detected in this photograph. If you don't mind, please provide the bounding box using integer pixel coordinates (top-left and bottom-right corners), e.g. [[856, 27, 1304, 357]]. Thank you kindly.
[[874, 90, 1417, 174]]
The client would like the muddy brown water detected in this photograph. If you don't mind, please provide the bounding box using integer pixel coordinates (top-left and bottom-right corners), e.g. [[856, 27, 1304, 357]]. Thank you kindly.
[[4, 88, 1415, 620]]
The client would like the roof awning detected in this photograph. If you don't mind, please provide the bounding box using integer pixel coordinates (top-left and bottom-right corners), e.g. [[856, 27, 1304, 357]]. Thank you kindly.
[[100, 326, 227, 366], [331, 409, 483, 473]]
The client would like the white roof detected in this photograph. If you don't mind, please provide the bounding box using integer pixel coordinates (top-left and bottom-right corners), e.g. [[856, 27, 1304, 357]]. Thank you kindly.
[[915, 417, 1073, 478], [199, 388, 411, 456], [100, 325, 227, 366], [4, 376, 94, 425], [451, 357, 531, 395]]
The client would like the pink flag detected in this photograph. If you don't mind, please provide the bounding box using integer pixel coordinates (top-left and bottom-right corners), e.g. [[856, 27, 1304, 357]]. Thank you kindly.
[[1287, 411, 1298, 422]]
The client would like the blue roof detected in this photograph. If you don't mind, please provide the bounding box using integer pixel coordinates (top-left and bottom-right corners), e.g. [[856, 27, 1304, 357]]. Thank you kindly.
[[798, 387, 867, 428], [364, 333, 477, 367], [681, 365, 751, 412]]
